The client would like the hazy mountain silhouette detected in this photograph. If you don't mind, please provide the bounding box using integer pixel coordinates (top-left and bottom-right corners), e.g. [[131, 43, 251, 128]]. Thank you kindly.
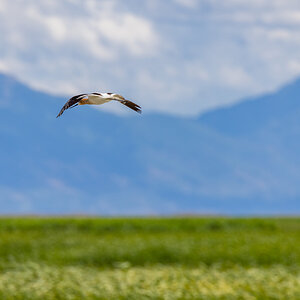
[[0, 73, 299, 214]]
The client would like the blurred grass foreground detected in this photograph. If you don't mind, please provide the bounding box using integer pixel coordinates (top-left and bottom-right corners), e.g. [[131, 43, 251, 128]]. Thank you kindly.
[[0, 217, 298, 299]]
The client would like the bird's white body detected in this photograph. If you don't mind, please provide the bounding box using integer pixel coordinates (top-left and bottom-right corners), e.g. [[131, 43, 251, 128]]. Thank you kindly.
[[86, 93, 114, 105]]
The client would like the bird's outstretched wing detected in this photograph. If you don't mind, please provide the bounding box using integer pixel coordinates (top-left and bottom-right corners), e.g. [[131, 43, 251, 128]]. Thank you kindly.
[[56, 94, 87, 118], [120, 100, 142, 113], [114, 98, 141, 114], [111, 94, 142, 113]]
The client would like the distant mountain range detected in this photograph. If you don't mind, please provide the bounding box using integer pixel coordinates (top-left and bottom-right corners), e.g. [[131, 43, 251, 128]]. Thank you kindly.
[[0, 73, 299, 214]]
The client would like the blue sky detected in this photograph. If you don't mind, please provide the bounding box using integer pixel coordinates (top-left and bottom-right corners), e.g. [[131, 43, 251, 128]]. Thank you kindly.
[[1, 0, 300, 115]]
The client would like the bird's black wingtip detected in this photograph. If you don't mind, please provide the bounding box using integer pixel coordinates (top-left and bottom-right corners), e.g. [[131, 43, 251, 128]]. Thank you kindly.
[[56, 109, 65, 118], [122, 100, 142, 114]]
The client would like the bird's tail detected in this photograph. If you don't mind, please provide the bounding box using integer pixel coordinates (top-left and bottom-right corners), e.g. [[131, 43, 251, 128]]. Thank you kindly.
[[120, 100, 142, 114]]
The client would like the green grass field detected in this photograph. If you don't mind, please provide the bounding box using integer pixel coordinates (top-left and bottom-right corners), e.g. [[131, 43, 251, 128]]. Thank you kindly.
[[0, 217, 298, 299]]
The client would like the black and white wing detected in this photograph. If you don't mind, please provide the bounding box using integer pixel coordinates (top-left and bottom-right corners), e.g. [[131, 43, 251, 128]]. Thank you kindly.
[[119, 100, 142, 113], [111, 94, 142, 114], [56, 94, 87, 118]]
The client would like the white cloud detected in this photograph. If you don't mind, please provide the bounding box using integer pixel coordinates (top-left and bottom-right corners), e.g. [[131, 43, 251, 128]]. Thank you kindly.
[[1, 0, 300, 115], [96, 14, 158, 55], [174, 0, 198, 8], [0, 0, 160, 96], [218, 66, 253, 89]]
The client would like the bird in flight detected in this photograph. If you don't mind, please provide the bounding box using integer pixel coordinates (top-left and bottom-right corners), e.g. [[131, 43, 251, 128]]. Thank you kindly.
[[56, 92, 142, 118]]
